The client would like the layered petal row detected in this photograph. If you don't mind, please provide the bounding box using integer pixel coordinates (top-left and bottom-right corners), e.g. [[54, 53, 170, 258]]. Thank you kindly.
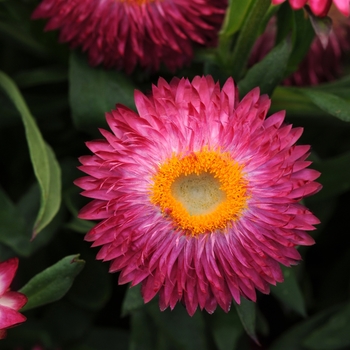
[[75, 76, 321, 315], [32, 0, 227, 73]]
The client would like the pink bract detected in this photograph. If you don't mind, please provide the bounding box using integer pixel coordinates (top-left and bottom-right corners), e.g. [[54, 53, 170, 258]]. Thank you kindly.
[[272, 0, 350, 16], [75, 76, 321, 316], [0, 258, 27, 339], [32, 0, 226, 73]]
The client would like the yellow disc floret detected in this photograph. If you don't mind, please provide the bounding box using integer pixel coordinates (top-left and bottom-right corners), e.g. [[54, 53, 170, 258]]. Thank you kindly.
[[150, 149, 249, 235]]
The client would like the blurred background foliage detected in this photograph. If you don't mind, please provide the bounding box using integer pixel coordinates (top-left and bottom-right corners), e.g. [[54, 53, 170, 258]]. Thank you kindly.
[[1, 0, 350, 349]]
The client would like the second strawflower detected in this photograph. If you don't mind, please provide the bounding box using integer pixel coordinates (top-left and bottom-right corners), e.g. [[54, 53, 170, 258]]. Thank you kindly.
[[32, 0, 227, 73]]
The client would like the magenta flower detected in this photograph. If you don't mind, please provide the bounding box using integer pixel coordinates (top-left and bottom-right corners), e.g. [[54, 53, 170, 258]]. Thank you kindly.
[[272, 0, 350, 16], [250, 14, 350, 86], [0, 258, 27, 339], [32, 0, 226, 73], [75, 76, 321, 316]]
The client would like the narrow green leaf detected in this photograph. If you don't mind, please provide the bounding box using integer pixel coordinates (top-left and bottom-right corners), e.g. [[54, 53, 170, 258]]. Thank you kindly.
[[69, 52, 136, 132], [270, 305, 342, 350], [294, 88, 350, 122], [220, 0, 254, 37], [211, 308, 243, 350], [315, 74, 350, 90], [0, 71, 61, 236], [19, 255, 85, 311], [271, 266, 306, 317], [14, 66, 68, 88], [286, 9, 315, 76], [234, 298, 259, 344], [0, 184, 63, 257], [238, 38, 292, 97], [303, 302, 350, 349], [121, 284, 145, 317], [271, 86, 325, 116], [229, 0, 271, 80]]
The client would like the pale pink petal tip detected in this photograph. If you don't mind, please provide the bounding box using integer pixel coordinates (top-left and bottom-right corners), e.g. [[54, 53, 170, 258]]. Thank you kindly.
[[75, 75, 321, 316], [333, 0, 350, 16]]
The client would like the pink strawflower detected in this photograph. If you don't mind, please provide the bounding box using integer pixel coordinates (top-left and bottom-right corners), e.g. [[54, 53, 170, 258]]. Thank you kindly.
[[0, 258, 27, 339], [75, 76, 321, 316], [272, 0, 350, 16], [250, 13, 350, 86], [32, 0, 226, 73]]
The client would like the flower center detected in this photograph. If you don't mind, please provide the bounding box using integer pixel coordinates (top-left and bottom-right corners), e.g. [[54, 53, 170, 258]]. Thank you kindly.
[[171, 172, 226, 216], [150, 149, 249, 235]]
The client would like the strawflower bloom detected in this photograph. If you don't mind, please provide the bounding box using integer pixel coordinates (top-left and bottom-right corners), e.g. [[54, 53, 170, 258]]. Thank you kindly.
[[250, 12, 350, 86], [32, 0, 227, 73], [272, 0, 350, 16], [75, 76, 321, 316], [0, 258, 27, 339]]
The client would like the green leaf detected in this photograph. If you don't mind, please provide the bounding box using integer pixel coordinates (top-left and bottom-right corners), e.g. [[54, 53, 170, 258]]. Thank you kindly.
[[303, 302, 350, 349], [0, 71, 61, 237], [0, 187, 30, 255], [211, 308, 243, 350], [271, 266, 306, 317], [271, 86, 325, 116], [269, 305, 342, 350], [286, 9, 315, 76], [0, 184, 63, 257], [19, 254, 85, 311], [122, 284, 145, 317], [13, 66, 68, 88], [220, 0, 254, 37], [238, 38, 292, 97], [69, 51, 136, 132], [129, 310, 157, 350], [229, 0, 271, 80], [147, 304, 208, 350], [234, 298, 259, 344], [294, 88, 350, 122]]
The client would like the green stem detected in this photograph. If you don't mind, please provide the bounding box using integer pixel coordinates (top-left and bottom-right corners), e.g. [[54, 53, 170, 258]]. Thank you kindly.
[[229, 0, 271, 81]]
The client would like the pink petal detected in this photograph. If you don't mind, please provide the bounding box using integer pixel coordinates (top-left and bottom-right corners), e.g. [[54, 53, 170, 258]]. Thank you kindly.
[[0, 258, 18, 296], [0, 304, 26, 329]]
